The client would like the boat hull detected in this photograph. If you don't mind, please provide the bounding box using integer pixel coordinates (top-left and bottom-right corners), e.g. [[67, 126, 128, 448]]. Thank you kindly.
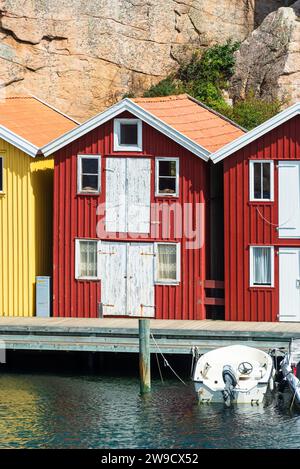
[[194, 381, 270, 404], [192, 344, 274, 405]]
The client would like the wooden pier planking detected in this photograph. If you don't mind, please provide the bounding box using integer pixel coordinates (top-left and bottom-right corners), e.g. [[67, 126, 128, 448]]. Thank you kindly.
[[0, 318, 299, 354]]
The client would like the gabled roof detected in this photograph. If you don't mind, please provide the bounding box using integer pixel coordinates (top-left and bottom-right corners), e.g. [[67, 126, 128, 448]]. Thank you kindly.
[[210, 102, 300, 164], [0, 96, 79, 157], [132, 94, 245, 152], [41, 95, 244, 160]]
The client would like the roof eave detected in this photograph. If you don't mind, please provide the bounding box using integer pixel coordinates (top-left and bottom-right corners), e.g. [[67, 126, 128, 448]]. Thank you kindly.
[[0, 125, 39, 157], [210, 102, 300, 164], [40, 98, 211, 161]]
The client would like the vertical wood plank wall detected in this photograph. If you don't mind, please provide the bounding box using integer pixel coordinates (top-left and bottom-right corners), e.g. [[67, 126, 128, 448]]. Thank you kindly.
[[53, 112, 209, 319], [223, 115, 300, 322], [0, 139, 53, 316]]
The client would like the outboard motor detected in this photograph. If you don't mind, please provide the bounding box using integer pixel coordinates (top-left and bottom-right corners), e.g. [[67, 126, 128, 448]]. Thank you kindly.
[[222, 365, 238, 407]]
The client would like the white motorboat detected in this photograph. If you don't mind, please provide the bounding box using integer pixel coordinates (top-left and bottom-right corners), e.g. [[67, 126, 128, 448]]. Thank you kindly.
[[193, 344, 274, 406]]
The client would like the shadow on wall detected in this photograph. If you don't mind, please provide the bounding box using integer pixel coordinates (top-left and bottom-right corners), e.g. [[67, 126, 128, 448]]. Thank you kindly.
[[254, 0, 295, 26], [31, 161, 54, 316]]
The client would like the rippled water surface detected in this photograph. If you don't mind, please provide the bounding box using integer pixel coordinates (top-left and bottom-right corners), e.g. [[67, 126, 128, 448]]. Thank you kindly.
[[0, 373, 300, 449]]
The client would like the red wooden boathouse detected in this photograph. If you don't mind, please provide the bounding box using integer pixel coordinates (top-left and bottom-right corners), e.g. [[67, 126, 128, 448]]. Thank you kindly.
[[211, 103, 300, 322], [41, 95, 243, 319]]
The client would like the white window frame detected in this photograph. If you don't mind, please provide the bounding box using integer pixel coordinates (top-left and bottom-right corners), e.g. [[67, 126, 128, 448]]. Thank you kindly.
[[77, 155, 101, 194], [155, 157, 179, 198], [114, 118, 142, 152], [249, 160, 274, 202], [154, 242, 181, 285], [249, 245, 274, 288], [75, 239, 101, 280], [0, 155, 3, 193]]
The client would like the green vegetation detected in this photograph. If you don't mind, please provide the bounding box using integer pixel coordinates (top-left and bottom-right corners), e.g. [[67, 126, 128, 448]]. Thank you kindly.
[[143, 42, 282, 130], [223, 92, 283, 130]]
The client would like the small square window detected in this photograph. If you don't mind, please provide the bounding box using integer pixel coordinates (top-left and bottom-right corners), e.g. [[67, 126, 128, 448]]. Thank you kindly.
[[156, 158, 179, 196], [250, 161, 273, 201], [114, 118, 142, 151], [120, 123, 138, 145], [0, 156, 3, 192], [155, 243, 180, 284], [78, 155, 101, 194], [75, 240, 100, 280], [250, 246, 274, 287]]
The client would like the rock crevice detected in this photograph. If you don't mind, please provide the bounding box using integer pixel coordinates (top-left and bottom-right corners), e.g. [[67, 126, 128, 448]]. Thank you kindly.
[[0, 0, 293, 120], [230, 1, 300, 106], [0, 0, 258, 120]]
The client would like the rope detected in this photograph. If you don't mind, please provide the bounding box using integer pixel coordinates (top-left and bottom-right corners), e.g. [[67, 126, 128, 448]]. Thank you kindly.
[[256, 207, 295, 229], [155, 352, 164, 384], [151, 332, 187, 386]]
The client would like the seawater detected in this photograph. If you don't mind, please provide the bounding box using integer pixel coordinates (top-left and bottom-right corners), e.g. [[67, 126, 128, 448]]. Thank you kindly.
[[0, 373, 300, 449]]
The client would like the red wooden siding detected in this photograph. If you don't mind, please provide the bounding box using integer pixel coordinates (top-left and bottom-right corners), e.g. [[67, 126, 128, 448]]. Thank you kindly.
[[223, 115, 300, 322], [53, 112, 209, 319]]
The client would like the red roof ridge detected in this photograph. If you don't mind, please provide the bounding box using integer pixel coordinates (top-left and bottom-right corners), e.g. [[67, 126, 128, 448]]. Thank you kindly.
[[4, 96, 34, 99], [133, 94, 189, 103], [2, 95, 80, 125]]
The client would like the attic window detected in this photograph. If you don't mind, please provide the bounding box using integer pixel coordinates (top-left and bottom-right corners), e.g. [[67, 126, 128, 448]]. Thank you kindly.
[[156, 157, 179, 197], [77, 155, 101, 194], [114, 118, 142, 151]]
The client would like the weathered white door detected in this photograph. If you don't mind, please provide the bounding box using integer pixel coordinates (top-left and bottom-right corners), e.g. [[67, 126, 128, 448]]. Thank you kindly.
[[105, 158, 151, 234], [127, 159, 151, 233], [127, 243, 155, 317], [105, 158, 127, 232], [279, 248, 300, 321], [100, 242, 155, 317], [100, 242, 127, 316], [278, 162, 300, 238]]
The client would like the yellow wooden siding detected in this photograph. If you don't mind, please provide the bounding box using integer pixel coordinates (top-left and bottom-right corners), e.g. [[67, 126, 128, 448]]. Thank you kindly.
[[0, 139, 53, 316]]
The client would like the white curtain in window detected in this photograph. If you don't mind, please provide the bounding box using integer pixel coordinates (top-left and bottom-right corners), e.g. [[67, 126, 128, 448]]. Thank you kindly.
[[253, 247, 271, 285], [80, 241, 97, 277], [157, 244, 177, 280]]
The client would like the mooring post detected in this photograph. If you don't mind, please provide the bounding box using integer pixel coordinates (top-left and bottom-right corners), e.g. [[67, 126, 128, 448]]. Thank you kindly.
[[139, 318, 151, 394]]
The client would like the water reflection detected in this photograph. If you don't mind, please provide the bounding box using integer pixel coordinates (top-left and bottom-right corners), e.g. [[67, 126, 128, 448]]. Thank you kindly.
[[0, 373, 300, 448]]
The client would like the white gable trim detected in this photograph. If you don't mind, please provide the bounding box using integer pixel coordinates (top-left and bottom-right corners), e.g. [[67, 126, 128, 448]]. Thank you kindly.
[[211, 102, 300, 164], [0, 124, 39, 157], [40, 98, 210, 161]]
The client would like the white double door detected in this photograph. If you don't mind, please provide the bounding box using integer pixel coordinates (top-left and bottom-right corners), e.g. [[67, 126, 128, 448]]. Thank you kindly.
[[279, 248, 300, 321], [106, 158, 151, 233], [100, 241, 155, 317]]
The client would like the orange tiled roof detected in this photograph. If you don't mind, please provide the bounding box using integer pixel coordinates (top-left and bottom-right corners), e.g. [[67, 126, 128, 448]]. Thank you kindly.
[[132, 94, 245, 152], [0, 96, 78, 147]]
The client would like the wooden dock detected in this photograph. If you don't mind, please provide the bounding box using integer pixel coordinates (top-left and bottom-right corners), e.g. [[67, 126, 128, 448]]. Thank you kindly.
[[0, 318, 299, 354]]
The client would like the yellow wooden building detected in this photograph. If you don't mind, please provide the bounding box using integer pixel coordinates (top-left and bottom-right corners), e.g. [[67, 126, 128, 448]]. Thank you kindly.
[[0, 97, 78, 316]]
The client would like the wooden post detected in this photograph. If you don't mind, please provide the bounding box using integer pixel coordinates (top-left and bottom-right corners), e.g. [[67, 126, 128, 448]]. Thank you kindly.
[[139, 319, 151, 394]]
